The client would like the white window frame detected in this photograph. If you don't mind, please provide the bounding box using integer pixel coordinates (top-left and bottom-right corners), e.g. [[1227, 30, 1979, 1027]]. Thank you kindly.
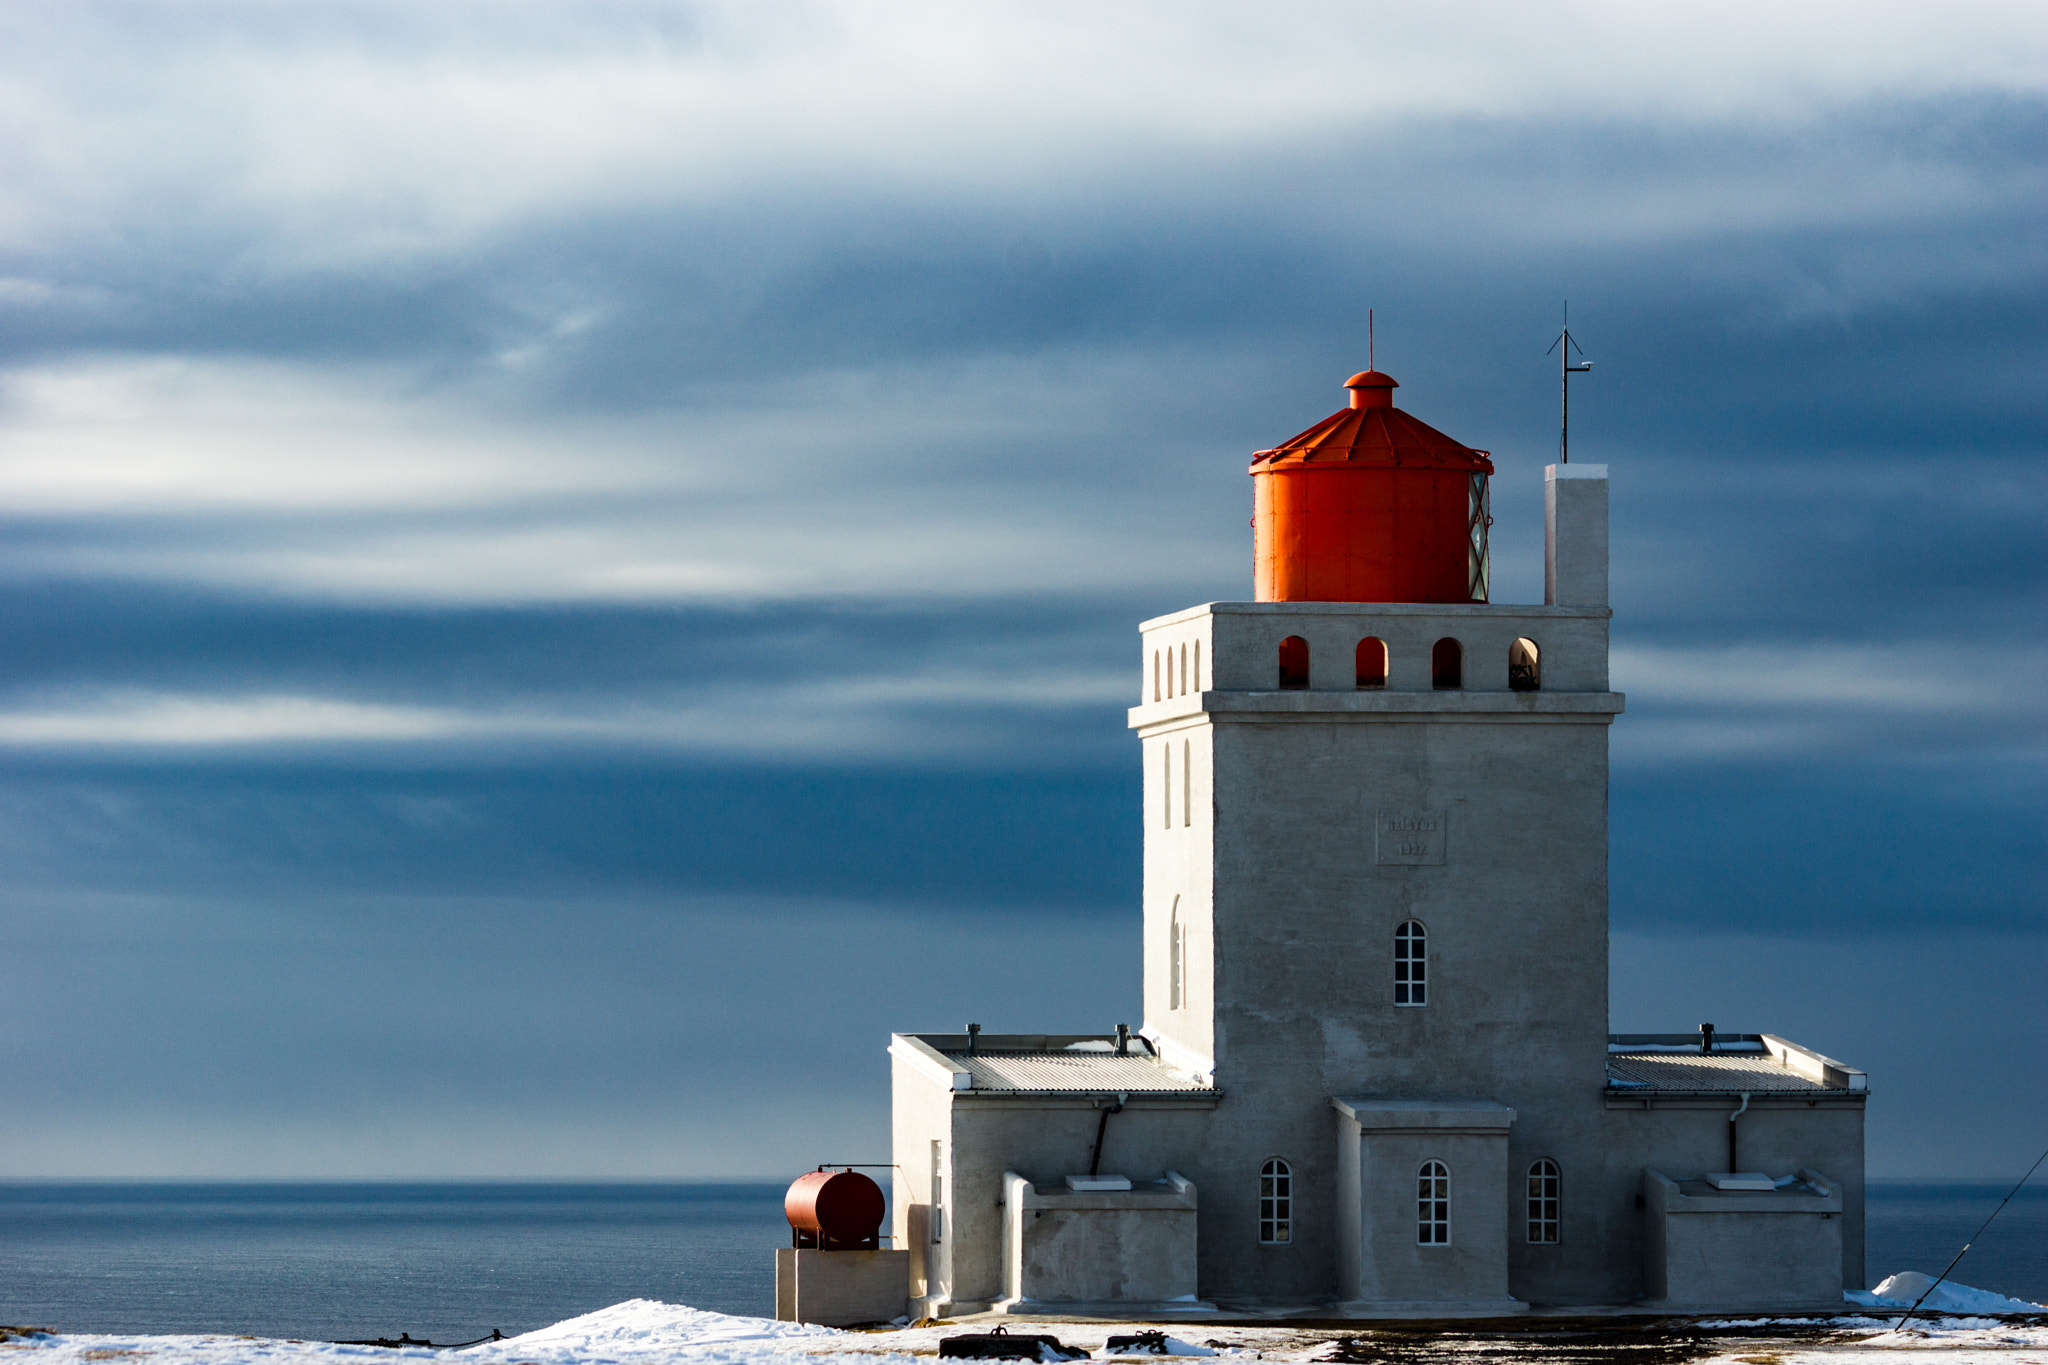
[[1395, 920, 1427, 1007], [1259, 1158, 1292, 1244], [1418, 1160, 1450, 1245], [1527, 1159, 1560, 1244]]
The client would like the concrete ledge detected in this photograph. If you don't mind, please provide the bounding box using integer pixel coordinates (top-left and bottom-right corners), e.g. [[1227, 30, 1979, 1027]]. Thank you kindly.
[[1762, 1035, 1869, 1091], [1130, 690, 1626, 728], [1140, 601, 1613, 630], [990, 1298, 1220, 1317], [890, 1034, 972, 1091], [1329, 1297, 1528, 1318], [1333, 1096, 1517, 1132]]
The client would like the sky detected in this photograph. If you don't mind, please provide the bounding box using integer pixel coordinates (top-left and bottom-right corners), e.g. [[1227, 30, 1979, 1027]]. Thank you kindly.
[[0, 0, 2043, 1182]]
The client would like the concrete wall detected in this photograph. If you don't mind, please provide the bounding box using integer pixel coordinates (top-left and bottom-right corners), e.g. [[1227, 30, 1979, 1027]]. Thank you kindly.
[[775, 1248, 911, 1326], [1334, 1100, 1519, 1310], [1641, 1170, 1845, 1310], [1002, 1171, 1200, 1306], [1545, 466, 1609, 609], [1140, 601, 1613, 698], [904, 1091, 1220, 1313], [1134, 701, 1619, 1301], [1605, 1096, 1867, 1295], [889, 1050, 955, 1312]]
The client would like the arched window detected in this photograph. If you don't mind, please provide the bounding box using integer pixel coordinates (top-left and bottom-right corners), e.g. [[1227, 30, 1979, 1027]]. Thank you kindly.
[[1418, 1161, 1450, 1244], [1355, 637, 1387, 690], [1194, 641, 1202, 692], [1432, 637, 1462, 689], [1527, 1159, 1560, 1244], [1510, 638, 1540, 692], [1162, 744, 1172, 829], [1279, 636, 1310, 690], [1180, 643, 1188, 696], [1169, 897, 1184, 1010], [1395, 920, 1426, 1006], [1259, 1158, 1292, 1244], [1182, 739, 1191, 827], [1153, 650, 1161, 702]]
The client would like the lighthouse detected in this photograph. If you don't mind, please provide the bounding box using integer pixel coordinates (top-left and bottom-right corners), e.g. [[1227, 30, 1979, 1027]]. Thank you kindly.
[[1136, 368, 1619, 1310], [860, 365, 1867, 1323]]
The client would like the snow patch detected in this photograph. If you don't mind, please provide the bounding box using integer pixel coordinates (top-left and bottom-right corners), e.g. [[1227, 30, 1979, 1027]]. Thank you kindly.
[[464, 1301, 863, 1364], [1854, 1272, 2046, 1315]]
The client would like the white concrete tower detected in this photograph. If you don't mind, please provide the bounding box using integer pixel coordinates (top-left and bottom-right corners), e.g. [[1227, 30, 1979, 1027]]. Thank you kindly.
[[1130, 370, 1624, 1307]]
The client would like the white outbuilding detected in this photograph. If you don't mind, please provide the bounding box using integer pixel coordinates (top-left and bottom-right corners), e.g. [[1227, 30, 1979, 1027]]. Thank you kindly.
[[884, 369, 1866, 1318]]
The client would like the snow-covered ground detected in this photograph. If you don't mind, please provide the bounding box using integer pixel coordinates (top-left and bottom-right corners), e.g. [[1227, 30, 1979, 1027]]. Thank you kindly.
[[6, 1292, 2045, 1365]]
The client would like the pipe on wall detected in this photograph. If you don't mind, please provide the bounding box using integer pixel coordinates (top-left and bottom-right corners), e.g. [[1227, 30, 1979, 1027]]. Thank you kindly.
[[1728, 1091, 1751, 1172]]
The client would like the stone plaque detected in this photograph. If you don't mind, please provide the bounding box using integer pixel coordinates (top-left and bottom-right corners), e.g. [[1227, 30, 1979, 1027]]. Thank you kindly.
[[1376, 809, 1446, 865]]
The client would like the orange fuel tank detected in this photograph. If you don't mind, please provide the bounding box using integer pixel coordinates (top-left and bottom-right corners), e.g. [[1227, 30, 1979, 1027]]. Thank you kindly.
[[1250, 370, 1494, 603]]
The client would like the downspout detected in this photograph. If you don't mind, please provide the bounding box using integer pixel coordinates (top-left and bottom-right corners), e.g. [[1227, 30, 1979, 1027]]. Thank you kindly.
[[1089, 1093, 1128, 1176], [1728, 1092, 1751, 1172]]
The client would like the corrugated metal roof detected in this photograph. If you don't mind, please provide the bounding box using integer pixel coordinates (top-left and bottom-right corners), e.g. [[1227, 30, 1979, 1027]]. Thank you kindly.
[[944, 1049, 1210, 1094], [1605, 1051, 1830, 1094], [1249, 374, 1493, 474]]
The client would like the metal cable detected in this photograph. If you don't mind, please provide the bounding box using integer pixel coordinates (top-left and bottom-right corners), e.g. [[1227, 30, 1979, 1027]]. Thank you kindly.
[[1893, 1141, 2048, 1333]]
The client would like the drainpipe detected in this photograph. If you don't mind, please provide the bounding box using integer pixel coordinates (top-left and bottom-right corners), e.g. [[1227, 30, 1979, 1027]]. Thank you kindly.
[[1089, 1093, 1128, 1177], [1728, 1092, 1751, 1171]]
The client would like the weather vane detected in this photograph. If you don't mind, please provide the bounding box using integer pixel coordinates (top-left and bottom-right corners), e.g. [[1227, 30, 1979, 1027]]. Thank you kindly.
[[1544, 302, 1593, 463]]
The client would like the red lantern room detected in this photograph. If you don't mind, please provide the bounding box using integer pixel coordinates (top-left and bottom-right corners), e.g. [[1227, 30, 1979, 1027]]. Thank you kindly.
[[1250, 370, 1494, 603]]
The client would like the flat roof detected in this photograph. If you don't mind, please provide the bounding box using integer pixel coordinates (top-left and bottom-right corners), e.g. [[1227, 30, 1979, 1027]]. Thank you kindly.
[[1606, 1032, 1866, 1095], [903, 1033, 1213, 1095]]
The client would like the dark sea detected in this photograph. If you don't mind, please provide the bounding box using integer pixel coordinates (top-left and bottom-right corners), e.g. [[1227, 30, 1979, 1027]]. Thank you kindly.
[[1, 1181, 2042, 1341]]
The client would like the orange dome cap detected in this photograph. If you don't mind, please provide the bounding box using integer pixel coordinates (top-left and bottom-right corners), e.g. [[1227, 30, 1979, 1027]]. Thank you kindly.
[[1251, 371, 1493, 474]]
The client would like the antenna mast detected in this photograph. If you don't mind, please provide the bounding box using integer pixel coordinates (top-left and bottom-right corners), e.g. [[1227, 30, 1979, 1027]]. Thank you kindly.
[[1544, 302, 1593, 463], [1369, 308, 1374, 370]]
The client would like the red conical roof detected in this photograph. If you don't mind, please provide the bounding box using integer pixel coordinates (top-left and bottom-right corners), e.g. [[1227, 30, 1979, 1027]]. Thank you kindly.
[[1250, 370, 1493, 474]]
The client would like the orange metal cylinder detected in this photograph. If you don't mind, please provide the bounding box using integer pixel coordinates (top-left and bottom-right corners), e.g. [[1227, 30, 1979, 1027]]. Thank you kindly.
[[1249, 371, 1493, 604], [784, 1169, 885, 1246]]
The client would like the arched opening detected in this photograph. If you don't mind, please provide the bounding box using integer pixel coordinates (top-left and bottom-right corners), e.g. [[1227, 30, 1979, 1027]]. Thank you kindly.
[[1395, 920, 1427, 1006], [1180, 643, 1188, 697], [1259, 1158, 1293, 1244], [1194, 640, 1202, 692], [1278, 636, 1310, 690], [1431, 637, 1462, 689], [1510, 637, 1540, 692], [1418, 1161, 1450, 1244], [1355, 637, 1388, 690], [1527, 1159, 1560, 1244], [1152, 650, 1161, 702]]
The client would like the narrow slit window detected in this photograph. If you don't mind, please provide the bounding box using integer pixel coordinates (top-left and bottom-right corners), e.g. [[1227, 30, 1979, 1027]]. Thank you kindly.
[[1279, 636, 1310, 690], [1153, 651, 1161, 702], [1395, 920, 1427, 1006], [1194, 641, 1202, 692], [1510, 637, 1541, 692], [1356, 637, 1387, 689], [1182, 739, 1191, 827], [1163, 744, 1172, 830], [1418, 1161, 1450, 1244], [1432, 637, 1463, 689], [1259, 1158, 1292, 1244], [1527, 1159, 1560, 1244], [1180, 643, 1188, 696], [1169, 897, 1184, 1010]]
